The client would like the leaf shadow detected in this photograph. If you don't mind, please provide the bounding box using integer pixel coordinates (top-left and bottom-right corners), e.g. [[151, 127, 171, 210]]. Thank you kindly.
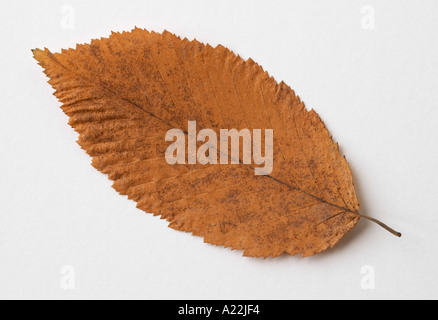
[[264, 145, 371, 262]]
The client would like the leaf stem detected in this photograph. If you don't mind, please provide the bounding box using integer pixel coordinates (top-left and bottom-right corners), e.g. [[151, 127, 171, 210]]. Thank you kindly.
[[358, 214, 402, 237]]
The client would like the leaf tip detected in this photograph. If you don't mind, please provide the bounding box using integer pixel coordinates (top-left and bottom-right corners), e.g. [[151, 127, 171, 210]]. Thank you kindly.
[[31, 47, 42, 55], [32, 48, 48, 64]]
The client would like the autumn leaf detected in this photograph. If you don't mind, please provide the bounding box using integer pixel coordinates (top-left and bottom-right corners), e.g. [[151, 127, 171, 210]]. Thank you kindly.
[[33, 28, 401, 257]]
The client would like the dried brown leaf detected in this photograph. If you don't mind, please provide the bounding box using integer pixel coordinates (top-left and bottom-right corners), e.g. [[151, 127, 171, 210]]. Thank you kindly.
[[33, 29, 400, 257]]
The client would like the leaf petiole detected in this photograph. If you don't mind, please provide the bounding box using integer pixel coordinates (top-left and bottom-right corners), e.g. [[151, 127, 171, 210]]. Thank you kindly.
[[358, 214, 402, 237]]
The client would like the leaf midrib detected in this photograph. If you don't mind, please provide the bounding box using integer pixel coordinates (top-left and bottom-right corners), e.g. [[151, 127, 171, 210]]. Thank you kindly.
[[43, 49, 358, 217]]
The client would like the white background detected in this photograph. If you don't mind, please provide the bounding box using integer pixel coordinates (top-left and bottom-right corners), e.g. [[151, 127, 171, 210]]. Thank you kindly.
[[1, 0, 437, 300]]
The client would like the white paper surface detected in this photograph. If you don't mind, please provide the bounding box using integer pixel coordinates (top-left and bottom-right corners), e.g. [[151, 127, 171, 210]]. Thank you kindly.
[[1, 0, 437, 300]]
